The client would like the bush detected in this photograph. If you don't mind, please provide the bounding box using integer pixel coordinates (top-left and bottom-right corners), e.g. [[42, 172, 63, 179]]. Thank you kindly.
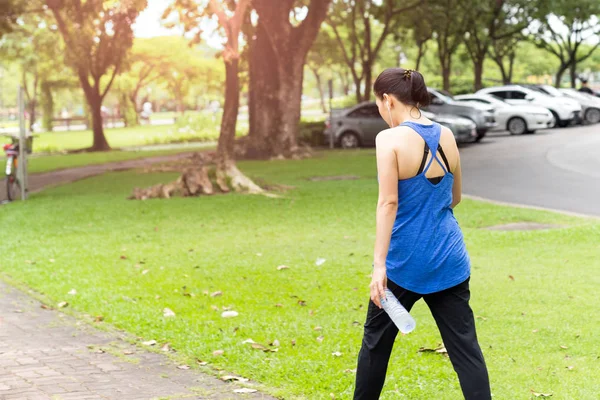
[[298, 119, 326, 147]]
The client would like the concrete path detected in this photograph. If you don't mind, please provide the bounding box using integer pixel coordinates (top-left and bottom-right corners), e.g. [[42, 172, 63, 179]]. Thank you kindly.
[[0, 280, 276, 400], [0, 152, 199, 202]]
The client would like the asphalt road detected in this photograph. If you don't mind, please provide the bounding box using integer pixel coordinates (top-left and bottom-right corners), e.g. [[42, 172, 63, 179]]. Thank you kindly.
[[460, 124, 600, 217]]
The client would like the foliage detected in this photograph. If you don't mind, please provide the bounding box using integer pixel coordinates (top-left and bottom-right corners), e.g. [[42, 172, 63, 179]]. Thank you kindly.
[[0, 0, 23, 37], [1, 151, 599, 399], [298, 119, 326, 146]]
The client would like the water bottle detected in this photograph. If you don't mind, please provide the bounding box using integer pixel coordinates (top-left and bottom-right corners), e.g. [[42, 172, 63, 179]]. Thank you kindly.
[[381, 288, 416, 334]]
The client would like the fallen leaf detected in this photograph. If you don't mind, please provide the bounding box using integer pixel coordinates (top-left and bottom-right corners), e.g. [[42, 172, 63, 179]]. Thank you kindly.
[[211, 305, 219, 311], [352, 321, 361, 326], [120, 255, 127, 260], [49, 258, 55, 263], [298, 300, 307, 306], [57, 301, 68, 308], [211, 291, 223, 297], [134, 264, 142, 269], [213, 350, 224, 356], [332, 351, 342, 357], [344, 369, 357, 374], [314, 326, 322, 331], [142, 340, 157, 346], [309, 310, 316, 316], [154, 227, 159, 231], [93, 348, 105, 354], [177, 365, 190, 370], [270, 340, 280, 347], [291, 339, 296, 346], [476, 315, 487, 321], [68, 289, 77, 295], [196, 359, 208, 366], [163, 308, 176, 318], [242, 338, 256, 344], [256, 253, 262, 257], [530, 390, 553, 397], [221, 375, 249, 383], [161, 343, 171, 352], [142, 269, 149, 275], [566, 366, 575, 370], [315, 258, 326, 266], [508, 275, 515, 281], [277, 265, 289, 270], [25, 260, 32, 264], [222, 311, 239, 318], [123, 350, 135, 355], [316, 336, 324, 343], [155, 295, 161, 300], [233, 388, 257, 394], [418, 344, 447, 354], [275, 303, 283, 308], [330, 394, 336, 399], [94, 316, 104, 323], [560, 345, 568, 349], [532, 330, 538, 333]]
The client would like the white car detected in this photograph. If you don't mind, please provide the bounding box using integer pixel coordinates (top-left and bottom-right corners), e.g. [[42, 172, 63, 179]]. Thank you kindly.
[[557, 88, 600, 124], [477, 85, 581, 128], [454, 93, 554, 135]]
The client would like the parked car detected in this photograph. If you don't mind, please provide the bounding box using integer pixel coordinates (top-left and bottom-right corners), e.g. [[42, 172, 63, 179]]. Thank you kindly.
[[324, 102, 477, 148], [557, 88, 600, 124], [477, 85, 581, 128], [425, 88, 496, 141], [454, 93, 554, 135]]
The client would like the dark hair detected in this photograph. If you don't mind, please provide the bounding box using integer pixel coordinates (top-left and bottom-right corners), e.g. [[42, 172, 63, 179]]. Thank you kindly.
[[373, 68, 430, 108]]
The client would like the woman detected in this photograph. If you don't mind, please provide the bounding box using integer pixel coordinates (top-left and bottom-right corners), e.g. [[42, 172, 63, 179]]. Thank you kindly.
[[353, 68, 491, 400]]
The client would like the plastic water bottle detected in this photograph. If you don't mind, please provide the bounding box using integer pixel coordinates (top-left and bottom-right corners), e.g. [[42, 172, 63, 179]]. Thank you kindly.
[[381, 288, 416, 334]]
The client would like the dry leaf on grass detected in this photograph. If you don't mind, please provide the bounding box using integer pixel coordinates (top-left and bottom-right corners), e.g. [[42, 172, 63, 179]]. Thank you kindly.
[[123, 350, 135, 355], [177, 365, 190, 370], [508, 275, 515, 281], [332, 352, 342, 357], [314, 326, 322, 331], [211, 291, 223, 297], [560, 345, 568, 349], [566, 366, 575, 370], [142, 340, 157, 346], [316, 336, 324, 343], [120, 255, 127, 260], [418, 344, 447, 354], [213, 350, 225, 356], [196, 359, 208, 366], [270, 340, 280, 347], [275, 303, 283, 308], [315, 258, 326, 266], [222, 311, 239, 318], [221, 375, 249, 383], [161, 343, 171, 352], [531, 390, 553, 397], [298, 300, 307, 306], [233, 388, 257, 394], [344, 369, 357, 374], [57, 302, 69, 308], [242, 338, 256, 344], [49, 258, 56, 263], [277, 265, 290, 270], [142, 269, 149, 275], [163, 308, 176, 318], [68, 289, 77, 295]]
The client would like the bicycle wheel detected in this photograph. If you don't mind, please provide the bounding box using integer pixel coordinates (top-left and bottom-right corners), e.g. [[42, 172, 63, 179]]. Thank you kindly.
[[6, 175, 21, 201]]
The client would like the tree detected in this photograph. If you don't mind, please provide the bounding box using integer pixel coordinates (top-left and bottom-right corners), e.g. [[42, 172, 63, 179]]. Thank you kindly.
[[247, 0, 331, 159], [429, 0, 471, 91], [532, 0, 600, 87], [490, 35, 522, 84], [463, 0, 534, 90], [0, 0, 24, 38], [326, 0, 421, 103], [306, 27, 343, 113], [45, 0, 147, 151]]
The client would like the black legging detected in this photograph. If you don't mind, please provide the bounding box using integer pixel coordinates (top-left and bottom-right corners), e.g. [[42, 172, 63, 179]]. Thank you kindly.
[[353, 277, 491, 400]]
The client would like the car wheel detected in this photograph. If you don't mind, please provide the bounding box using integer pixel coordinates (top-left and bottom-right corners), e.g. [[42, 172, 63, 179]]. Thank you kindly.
[[339, 132, 361, 149], [548, 111, 558, 128], [507, 117, 527, 135], [584, 108, 600, 124]]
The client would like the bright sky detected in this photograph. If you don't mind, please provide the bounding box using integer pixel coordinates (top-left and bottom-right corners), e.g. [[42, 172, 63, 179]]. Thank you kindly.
[[133, 1, 223, 48]]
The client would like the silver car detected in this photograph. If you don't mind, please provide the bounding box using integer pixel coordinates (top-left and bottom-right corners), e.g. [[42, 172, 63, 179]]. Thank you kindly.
[[324, 102, 477, 148]]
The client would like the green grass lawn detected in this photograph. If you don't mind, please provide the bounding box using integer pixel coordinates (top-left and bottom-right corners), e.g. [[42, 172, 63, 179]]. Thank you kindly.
[[1, 150, 598, 399]]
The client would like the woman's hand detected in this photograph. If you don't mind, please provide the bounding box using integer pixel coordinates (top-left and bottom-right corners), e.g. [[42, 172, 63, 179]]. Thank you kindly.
[[370, 265, 388, 309]]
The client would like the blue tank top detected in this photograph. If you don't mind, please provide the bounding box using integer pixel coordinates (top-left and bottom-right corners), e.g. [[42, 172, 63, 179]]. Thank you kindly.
[[386, 121, 470, 294]]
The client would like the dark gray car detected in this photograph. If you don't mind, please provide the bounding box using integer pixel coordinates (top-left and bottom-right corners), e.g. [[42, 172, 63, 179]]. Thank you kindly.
[[426, 88, 496, 141], [324, 102, 477, 148]]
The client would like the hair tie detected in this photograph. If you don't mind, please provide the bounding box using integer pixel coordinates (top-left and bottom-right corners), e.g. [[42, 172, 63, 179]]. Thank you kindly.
[[402, 69, 413, 80]]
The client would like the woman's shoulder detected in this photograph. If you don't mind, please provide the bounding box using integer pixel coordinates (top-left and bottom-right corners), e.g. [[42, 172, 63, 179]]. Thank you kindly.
[[376, 125, 416, 144]]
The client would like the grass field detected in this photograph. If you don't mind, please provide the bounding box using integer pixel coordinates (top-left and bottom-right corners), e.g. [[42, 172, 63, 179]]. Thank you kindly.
[[1, 150, 598, 399]]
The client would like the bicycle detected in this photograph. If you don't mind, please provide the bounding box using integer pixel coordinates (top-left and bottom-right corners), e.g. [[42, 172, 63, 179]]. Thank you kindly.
[[3, 137, 21, 201]]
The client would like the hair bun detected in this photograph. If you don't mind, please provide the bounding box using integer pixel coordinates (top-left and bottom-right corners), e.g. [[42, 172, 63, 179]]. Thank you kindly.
[[402, 69, 413, 80]]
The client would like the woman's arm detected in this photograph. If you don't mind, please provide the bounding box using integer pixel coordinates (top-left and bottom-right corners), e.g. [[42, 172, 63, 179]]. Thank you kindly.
[[371, 132, 399, 308]]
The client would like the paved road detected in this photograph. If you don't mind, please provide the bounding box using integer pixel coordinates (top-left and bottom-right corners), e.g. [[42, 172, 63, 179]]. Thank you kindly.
[[460, 124, 600, 217], [0, 281, 274, 400]]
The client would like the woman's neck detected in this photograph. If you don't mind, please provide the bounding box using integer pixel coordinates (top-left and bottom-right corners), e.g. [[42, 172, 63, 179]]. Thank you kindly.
[[391, 108, 428, 126]]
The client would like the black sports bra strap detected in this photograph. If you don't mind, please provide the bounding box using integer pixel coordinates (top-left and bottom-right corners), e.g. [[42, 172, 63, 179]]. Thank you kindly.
[[436, 145, 451, 172], [417, 143, 450, 175]]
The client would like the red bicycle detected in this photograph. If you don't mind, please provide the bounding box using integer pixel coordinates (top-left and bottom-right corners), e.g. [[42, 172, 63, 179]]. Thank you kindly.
[[4, 138, 20, 201]]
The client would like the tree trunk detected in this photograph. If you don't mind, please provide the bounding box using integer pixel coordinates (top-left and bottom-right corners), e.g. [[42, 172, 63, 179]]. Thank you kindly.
[[88, 94, 111, 151], [363, 62, 372, 102], [41, 81, 53, 132], [507, 52, 515, 84], [555, 63, 568, 88], [28, 101, 36, 132], [415, 43, 425, 71], [442, 60, 451, 92], [569, 58, 577, 88], [473, 56, 484, 91], [341, 70, 350, 95], [273, 59, 305, 158], [311, 67, 328, 114]]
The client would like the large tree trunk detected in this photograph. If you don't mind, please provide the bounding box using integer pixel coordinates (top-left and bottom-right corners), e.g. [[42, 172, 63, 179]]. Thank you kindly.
[[569, 58, 577, 88], [216, 58, 262, 193], [415, 42, 425, 71], [473, 56, 484, 91], [88, 94, 111, 151], [41, 81, 53, 132], [311, 67, 328, 114], [555, 63, 568, 88], [507, 52, 515, 84], [363, 62, 373, 102], [441, 59, 451, 92]]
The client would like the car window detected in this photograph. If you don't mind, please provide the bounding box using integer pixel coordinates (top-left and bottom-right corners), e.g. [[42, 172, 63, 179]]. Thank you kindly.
[[489, 90, 508, 99], [509, 90, 527, 100], [348, 105, 380, 118]]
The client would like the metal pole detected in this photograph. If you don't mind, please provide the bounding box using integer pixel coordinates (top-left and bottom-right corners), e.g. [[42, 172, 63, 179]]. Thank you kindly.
[[328, 79, 334, 149], [17, 86, 28, 200]]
